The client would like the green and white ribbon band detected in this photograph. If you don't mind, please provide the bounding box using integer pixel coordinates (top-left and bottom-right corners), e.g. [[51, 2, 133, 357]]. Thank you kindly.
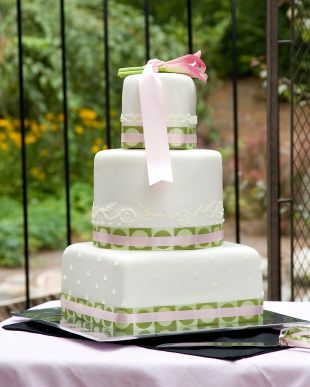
[[280, 326, 310, 349], [121, 126, 197, 150], [61, 293, 263, 337], [93, 223, 224, 250]]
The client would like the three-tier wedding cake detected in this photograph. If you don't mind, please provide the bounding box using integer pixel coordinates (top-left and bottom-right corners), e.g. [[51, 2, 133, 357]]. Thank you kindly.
[[60, 52, 264, 336]]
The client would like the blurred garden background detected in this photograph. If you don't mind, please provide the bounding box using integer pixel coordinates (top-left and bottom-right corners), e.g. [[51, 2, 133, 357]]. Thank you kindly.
[[0, 0, 306, 305]]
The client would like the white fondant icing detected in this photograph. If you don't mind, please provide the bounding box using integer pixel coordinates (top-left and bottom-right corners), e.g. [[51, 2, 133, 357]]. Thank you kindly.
[[61, 242, 264, 308], [122, 73, 196, 127], [93, 149, 223, 228]]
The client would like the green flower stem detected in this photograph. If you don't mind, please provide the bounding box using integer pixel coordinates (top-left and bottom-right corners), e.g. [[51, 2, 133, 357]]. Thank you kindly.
[[117, 66, 173, 78], [118, 66, 144, 77]]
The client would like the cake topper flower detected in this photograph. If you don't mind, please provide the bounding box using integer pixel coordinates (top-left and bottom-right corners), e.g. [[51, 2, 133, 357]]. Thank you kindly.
[[118, 51, 208, 82]]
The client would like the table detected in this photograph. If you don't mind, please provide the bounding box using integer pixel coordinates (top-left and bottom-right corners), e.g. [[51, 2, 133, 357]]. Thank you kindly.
[[0, 301, 309, 387]]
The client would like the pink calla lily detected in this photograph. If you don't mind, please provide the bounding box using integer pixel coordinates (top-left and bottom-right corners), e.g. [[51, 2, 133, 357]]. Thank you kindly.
[[148, 51, 208, 82]]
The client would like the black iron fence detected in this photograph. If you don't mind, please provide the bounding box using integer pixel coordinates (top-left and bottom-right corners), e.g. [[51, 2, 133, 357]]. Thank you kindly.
[[1, 0, 309, 307], [267, 0, 310, 301]]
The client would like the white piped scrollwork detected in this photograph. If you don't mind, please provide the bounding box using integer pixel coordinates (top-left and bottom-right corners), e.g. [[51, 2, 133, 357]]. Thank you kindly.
[[92, 201, 224, 227], [120, 113, 197, 127]]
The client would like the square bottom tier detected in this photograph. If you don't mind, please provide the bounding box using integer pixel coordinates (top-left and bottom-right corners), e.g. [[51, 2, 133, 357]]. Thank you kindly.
[[60, 241, 264, 336]]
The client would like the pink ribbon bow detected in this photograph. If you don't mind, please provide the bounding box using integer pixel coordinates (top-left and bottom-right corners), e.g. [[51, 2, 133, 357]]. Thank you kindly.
[[139, 51, 207, 186]]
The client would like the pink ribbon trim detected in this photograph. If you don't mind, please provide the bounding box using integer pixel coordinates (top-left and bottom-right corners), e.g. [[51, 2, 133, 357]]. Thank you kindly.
[[139, 64, 173, 186], [121, 132, 197, 145], [61, 298, 263, 324], [93, 229, 224, 247]]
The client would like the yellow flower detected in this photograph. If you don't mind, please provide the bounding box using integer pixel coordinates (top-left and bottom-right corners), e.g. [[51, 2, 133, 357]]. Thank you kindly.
[[91, 144, 100, 154], [91, 138, 107, 154], [30, 121, 41, 135], [8, 131, 21, 147], [0, 119, 8, 127], [30, 167, 46, 181], [0, 119, 13, 131], [39, 123, 47, 132], [26, 133, 37, 145], [0, 143, 8, 151], [75, 125, 84, 135], [45, 113, 55, 121], [0, 132, 6, 141], [87, 119, 104, 129], [79, 109, 97, 121], [51, 123, 59, 132]]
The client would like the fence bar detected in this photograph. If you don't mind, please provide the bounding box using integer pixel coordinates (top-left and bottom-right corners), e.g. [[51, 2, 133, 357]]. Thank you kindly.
[[266, 0, 281, 300], [16, 0, 30, 308], [144, 0, 150, 61], [231, 0, 240, 243], [60, 0, 71, 246], [103, 0, 111, 148], [289, 0, 295, 301], [186, 0, 193, 53]]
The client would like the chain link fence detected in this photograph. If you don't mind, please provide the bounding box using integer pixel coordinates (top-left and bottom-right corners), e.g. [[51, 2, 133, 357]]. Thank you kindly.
[[292, 0, 310, 300]]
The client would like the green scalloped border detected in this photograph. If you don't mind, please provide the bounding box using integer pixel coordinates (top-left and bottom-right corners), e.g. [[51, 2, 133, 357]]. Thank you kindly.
[[61, 293, 263, 336], [121, 126, 197, 150], [93, 223, 224, 250]]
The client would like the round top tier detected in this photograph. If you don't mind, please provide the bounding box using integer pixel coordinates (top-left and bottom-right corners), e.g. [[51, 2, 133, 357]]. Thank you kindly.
[[121, 73, 197, 127]]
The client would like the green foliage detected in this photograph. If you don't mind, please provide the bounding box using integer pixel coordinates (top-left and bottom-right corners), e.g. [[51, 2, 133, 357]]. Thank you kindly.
[[0, 183, 92, 267]]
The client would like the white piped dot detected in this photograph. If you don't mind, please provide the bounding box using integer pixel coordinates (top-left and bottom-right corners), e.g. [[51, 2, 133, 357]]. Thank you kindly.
[[97, 257, 102, 262], [78, 252, 82, 258], [86, 269, 91, 276], [62, 274, 67, 280], [112, 288, 117, 294], [95, 282, 99, 289], [69, 264, 73, 271], [68, 290, 72, 296], [211, 281, 219, 287], [77, 279, 81, 285], [85, 294, 89, 300], [114, 261, 119, 266], [103, 274, 108, 281]]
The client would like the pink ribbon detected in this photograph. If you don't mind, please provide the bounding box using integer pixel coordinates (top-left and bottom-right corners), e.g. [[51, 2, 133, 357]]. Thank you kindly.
[[61, 297, 263, 324], [93, 229, 224, 248], [139, 64, 173, 185], [138, 51, 207, 186]]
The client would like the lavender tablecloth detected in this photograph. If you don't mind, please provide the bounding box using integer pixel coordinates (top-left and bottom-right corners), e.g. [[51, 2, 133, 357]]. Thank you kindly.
[[0, 301, 309, 387]]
